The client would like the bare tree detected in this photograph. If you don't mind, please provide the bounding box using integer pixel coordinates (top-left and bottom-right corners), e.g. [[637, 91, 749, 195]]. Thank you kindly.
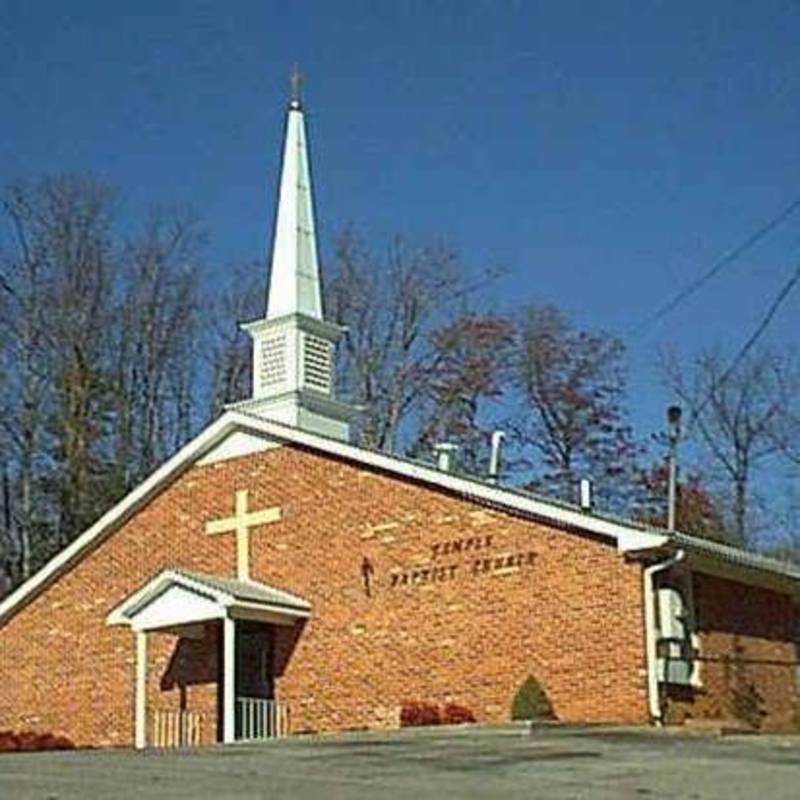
[[0, 178, 69, 577], [633, 461, 730, 540], [769, 358, 800, 467], [206, 262, 264, 418], [0, 176, 210, 582], [411, 313, 515, 469], [511, 305, 638, 508], [327, 227, 499, 453], [33, 176, 119, 547], [662, 346, 797, 545], [114, 207, 205, 489]]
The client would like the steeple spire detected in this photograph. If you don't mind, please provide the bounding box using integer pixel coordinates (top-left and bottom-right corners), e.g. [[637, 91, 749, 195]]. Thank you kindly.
[[266, 66, 321, 320], [237, 72, 356, 442]]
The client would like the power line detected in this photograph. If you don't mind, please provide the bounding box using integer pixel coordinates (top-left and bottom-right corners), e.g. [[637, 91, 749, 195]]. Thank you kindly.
[[632, 195, 800, 338], [691, 261, 800, 420]]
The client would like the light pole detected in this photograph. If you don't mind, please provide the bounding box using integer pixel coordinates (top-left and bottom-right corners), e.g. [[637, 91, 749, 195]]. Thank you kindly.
[[666, 405, 682, 532]]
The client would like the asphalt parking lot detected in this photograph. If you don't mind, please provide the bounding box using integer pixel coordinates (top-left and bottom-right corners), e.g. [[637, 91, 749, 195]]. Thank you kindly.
[[2, 723, 800, 800]]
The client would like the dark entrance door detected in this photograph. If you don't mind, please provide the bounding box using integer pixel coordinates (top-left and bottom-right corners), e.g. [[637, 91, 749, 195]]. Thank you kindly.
[[234, 621, 275, 740]]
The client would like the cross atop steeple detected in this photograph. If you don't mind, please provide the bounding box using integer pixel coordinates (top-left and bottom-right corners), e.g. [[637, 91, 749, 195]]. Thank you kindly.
[[289, 63, 303, 109]]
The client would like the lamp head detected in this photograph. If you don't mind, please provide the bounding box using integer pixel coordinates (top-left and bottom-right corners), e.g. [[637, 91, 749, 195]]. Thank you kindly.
[[667, 404, 682, 440]]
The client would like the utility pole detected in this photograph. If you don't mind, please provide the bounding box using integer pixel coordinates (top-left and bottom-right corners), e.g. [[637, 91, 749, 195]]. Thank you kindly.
[[666, 405, 682, 532]]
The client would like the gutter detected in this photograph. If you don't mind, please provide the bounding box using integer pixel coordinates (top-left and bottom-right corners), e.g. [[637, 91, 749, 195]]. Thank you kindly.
[[642, 548, 685, 725]]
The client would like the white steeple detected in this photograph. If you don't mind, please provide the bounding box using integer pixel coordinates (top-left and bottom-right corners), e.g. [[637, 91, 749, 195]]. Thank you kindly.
[[237, 70, 356, 442], [266, 86, 322, 320]]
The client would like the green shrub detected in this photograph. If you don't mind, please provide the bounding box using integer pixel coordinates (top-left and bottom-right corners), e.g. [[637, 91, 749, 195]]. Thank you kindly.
[[511, 675, 555, 720]]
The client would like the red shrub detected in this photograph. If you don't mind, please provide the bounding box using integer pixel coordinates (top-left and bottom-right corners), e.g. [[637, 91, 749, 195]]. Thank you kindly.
[[35, 733, 73, 750], [400, 701, 441, 727], [0, 731, 19, 752], [35, 733, 61, 750], [442, 703, 476, 725], [53, 736, 76, 750], [0, 730, 75, 753], [15, 732, 41, 752]]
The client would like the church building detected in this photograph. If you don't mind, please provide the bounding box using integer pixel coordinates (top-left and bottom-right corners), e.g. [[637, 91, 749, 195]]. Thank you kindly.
[[1, 84, 798, 749]]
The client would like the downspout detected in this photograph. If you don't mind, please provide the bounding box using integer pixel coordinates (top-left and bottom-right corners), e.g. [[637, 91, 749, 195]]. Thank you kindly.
[[643, 548, 685, 726]]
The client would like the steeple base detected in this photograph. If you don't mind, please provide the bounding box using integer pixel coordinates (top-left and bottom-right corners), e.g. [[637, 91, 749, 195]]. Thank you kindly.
[[228, 391, 358, 442]]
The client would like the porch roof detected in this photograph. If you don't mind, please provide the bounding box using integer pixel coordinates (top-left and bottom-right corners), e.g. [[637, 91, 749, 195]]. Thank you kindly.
[[106, 568, 311, 632]]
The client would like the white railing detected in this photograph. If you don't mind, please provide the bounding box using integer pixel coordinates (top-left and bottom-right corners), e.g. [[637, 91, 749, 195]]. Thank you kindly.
[[236, 697, 290, 741], [152, 709, 204, 748]]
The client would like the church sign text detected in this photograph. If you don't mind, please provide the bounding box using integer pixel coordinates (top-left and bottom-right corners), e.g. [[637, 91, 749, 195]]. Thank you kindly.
[[389, 534, 537, 590]]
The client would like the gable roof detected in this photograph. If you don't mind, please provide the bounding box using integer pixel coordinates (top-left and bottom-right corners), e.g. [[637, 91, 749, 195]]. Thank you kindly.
[[106, 568, 311, 630], [172, 570, 311, 611], [1, 410, 798, 626]]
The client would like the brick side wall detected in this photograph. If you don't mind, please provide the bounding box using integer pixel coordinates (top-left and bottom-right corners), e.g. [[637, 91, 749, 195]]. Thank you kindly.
[[665, 573, 798, 732], [252, 450, 650, 734], [1, 442, 650, 746]]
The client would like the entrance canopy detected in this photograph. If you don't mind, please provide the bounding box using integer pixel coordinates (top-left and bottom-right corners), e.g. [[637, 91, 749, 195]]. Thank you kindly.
[[106, 569, 311, 632], [107, 569, 309, 748]]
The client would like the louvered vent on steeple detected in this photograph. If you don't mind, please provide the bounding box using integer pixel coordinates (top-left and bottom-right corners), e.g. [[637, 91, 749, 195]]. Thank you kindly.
[[259, 333, 287, 391], [302, 334, 332, 395]]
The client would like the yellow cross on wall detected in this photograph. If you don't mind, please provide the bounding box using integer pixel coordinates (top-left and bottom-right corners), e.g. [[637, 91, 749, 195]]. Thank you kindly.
[[205, 490, 281, 581]]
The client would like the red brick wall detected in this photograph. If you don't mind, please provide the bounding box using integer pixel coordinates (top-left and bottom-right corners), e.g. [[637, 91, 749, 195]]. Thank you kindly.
[[665, 572, 798, 731], [147, 623, 220, 746], [1, 443, 651, 746]]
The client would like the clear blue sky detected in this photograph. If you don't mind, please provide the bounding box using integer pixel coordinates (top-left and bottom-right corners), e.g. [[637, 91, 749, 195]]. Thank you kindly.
[[2, 1, 799, 481]]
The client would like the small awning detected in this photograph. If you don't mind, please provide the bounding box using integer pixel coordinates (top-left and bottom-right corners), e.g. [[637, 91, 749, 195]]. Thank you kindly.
[[106, 569, 311, 632]]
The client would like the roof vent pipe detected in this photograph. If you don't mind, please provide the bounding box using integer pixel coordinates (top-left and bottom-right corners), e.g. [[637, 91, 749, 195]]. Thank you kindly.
[[579, 478, 593, 511], [434, 443, 460, 473], [488, 431, 505, 484]]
